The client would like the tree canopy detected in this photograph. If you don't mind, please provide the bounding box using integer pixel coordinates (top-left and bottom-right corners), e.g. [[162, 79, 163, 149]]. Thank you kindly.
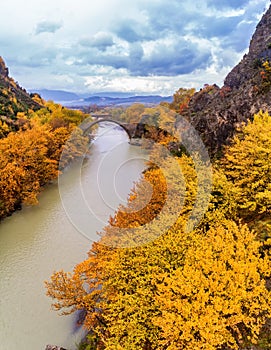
[[0, 101, 89, 219], [46, 110, 271, 349]]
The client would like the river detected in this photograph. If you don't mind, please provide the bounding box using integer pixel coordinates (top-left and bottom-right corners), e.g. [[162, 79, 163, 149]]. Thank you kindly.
[[0, 124, 148, 350]]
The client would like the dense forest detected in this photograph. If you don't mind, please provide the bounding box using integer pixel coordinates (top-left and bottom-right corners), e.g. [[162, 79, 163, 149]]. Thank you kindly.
[[0, 96, 90, 219], [46, 106, 271, 350]]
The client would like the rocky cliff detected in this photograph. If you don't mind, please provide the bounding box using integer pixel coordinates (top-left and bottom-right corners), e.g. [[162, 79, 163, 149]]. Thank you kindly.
[[224, 6, 271, 89], [181, 5, 271, 156], [0, 57, 41, 122]]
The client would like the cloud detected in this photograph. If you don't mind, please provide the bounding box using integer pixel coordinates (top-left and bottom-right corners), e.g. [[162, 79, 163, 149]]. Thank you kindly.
[[69, 35, 212, 77], [129, 42, 144, 65], [111, 2, 191, 43], [35, 20, 62, 35], [216, 0, 271, 53], [79, 32, 114, 51], [191, 16, 243, 38], [206, 0, 248, 9], [0, 0, 269, 94], [112, 18, 155, 43], [133, 38, 212, 76], [114, 21, 141, 42], [139, 2, 191, 36]]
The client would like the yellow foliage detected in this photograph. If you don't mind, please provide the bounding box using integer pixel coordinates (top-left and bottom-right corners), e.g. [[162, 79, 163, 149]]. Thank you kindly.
[[46, 109, 271, 349], [118, 103, 145, 123], [154, 221, 271, 350], [222, 111, 271, 219], [0, 120, 10, 138], [262, 60, 271, 73]]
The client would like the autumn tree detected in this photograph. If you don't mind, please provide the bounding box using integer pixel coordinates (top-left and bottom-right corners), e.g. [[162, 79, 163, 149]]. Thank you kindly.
[[222, 111, 271, 228], [46, 108, 271, 349], [169, 87, 195, 113], [0, 125, 58, 216], [154, 221, 271, 350], [46, 130, 271, 349], [118, 103, 145, 123], [46, 217, 271, 349], [0, 101, 90, 219]]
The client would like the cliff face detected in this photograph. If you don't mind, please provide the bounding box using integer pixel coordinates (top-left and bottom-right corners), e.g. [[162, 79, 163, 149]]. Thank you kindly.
[[224, 6, 271, 89], [0, 57, 41, 121], [181, 5, 271, 156]]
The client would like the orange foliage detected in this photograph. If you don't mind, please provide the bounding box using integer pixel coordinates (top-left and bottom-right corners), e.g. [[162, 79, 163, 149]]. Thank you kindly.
[[169, 88, 195, 114], [0, 102, 90, 219]]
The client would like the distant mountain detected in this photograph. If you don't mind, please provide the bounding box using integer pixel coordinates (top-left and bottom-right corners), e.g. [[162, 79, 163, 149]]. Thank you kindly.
[[29, 88, 172, 106], [83, 94, 173, 106], [84, 91, 137, 98], [0, 57, 41, 119], [30, 89, 80, 102]]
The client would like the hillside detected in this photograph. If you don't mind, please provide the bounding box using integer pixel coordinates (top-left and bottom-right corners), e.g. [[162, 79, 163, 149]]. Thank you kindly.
[[0, 57, 41, 126], [181, 5, 271, 156]]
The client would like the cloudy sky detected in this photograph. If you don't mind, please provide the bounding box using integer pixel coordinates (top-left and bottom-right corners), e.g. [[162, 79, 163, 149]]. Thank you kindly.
[[1, 0, 270, 95]]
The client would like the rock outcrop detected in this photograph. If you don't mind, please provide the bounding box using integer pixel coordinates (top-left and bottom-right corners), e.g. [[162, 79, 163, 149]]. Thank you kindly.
[[181, 5, 271, 156], [0, 57, 9, 78]]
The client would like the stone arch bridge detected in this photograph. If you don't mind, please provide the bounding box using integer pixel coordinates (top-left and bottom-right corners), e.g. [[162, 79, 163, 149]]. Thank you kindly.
[[80, 118, 139, 140]]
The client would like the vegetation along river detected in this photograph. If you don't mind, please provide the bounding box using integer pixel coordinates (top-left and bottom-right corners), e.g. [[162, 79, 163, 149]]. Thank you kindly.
[[0, 123, 148, 350]]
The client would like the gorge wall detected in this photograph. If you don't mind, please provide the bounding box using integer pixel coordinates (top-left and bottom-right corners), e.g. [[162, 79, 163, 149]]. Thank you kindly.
[[180, 5, 271, 155]]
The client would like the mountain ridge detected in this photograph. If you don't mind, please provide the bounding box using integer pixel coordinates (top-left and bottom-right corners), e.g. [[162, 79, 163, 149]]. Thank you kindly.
[[30, 88, 172, 106], [182, 4, 271, 155]]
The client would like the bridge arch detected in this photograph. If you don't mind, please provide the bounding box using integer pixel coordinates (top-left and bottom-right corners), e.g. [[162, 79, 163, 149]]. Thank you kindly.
[[81, 118, 131, 139]]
